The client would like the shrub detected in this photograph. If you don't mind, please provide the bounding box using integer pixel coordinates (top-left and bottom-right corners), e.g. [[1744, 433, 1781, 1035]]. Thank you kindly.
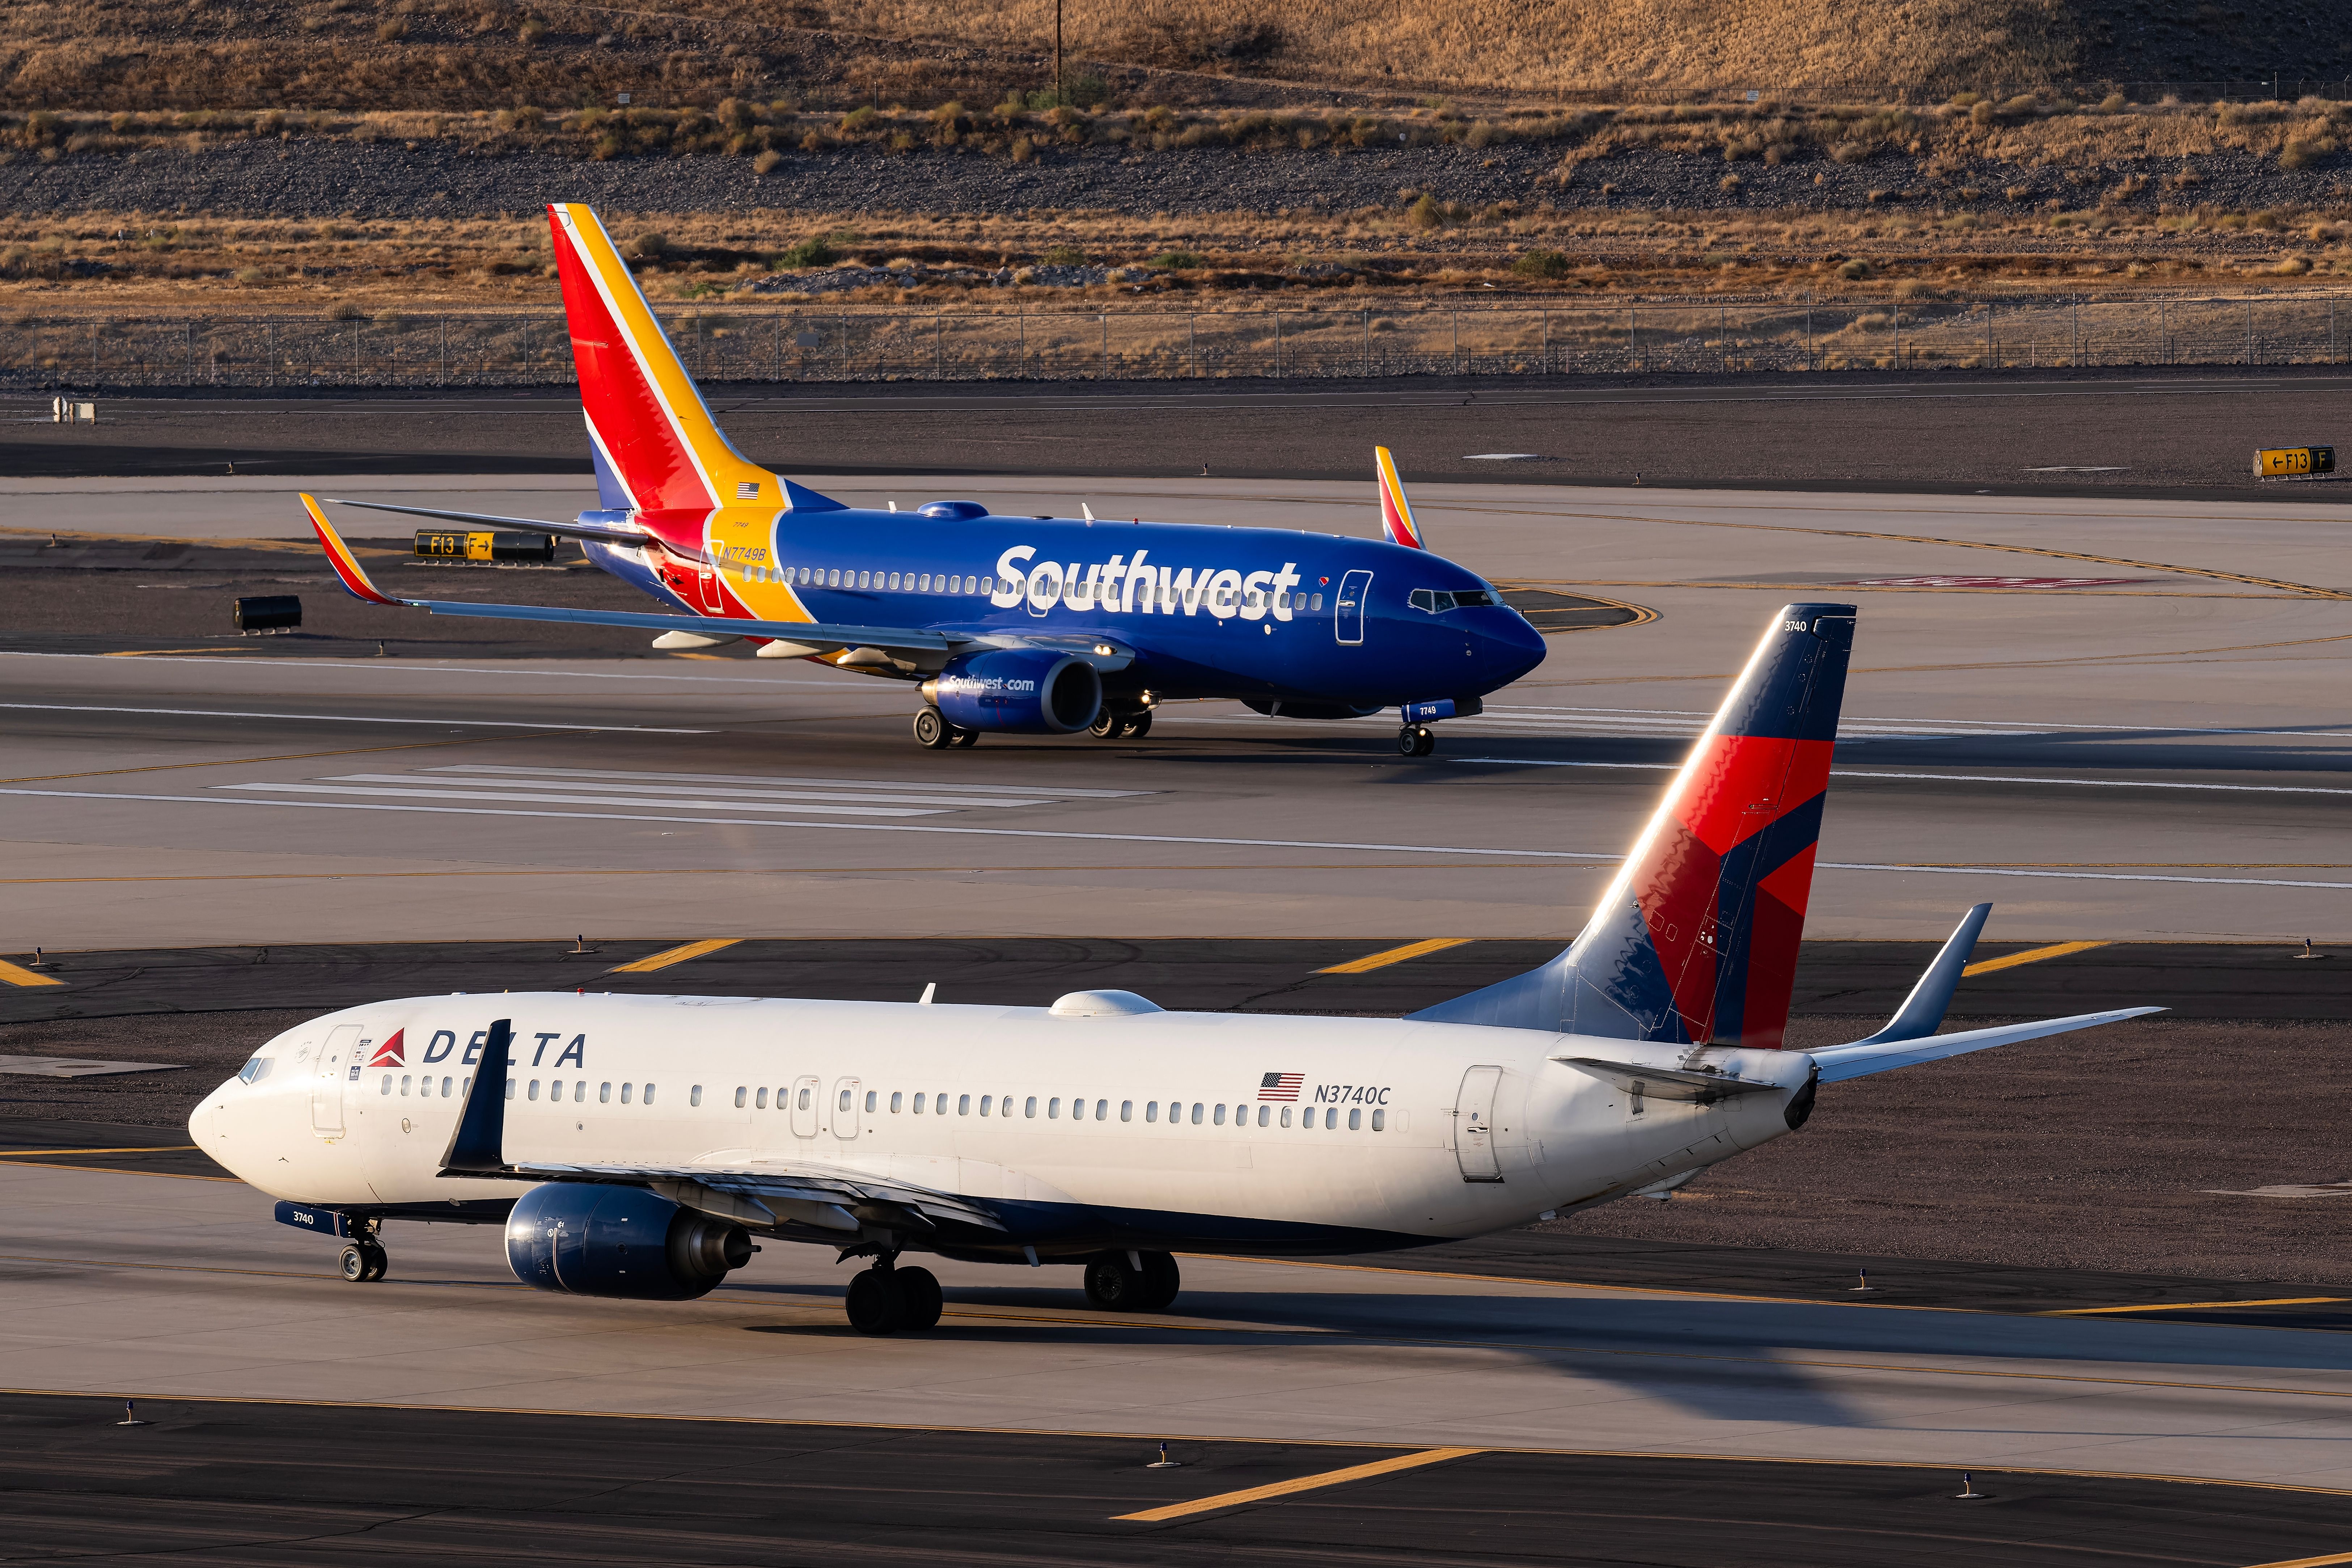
[[377, 17, 406, 41], [1041, 244, 1088, 265], [1407, 193, 1445, 229], [842, 106, 878, 134], [1010, 135, 1035, 162], [776, 235, 838, 268], [329, 301, 363, 320], [518, 17, 546, 43], [1837, 258, 1870, 279], [1149, 249, 1204, 270], [752, 149, 782, 175], [627, 232, 668, 258], [1510, 249, 1570, 278]]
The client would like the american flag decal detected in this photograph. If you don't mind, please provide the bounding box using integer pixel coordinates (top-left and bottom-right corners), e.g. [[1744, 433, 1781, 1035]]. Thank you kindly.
[[1258, 1072, 1302, 1101], [735, 481, 761, 499]]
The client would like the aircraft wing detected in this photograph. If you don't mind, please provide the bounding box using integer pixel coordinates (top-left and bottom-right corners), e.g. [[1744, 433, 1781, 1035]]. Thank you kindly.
[[303, 493, 953, 659], [492, 1158, 1009, 1235], [1809, 1007, 2162, 1084]]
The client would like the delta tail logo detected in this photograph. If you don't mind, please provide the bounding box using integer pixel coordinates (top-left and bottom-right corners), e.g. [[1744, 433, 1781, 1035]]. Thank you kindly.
[[366, 1031, 406, 1068]]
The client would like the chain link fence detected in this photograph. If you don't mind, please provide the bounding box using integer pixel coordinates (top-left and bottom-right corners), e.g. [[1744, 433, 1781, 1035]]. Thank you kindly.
[[8, 295, 2350, 389]]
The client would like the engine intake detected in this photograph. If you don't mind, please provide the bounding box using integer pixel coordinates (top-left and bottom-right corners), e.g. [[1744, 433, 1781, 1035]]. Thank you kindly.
[[922, 649, 1101, 735], [505, 1182, 753, 1300]]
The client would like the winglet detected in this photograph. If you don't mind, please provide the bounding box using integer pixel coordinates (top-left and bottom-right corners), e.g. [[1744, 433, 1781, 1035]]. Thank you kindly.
[[1376, 446, 1427, 550], [1840, 903, 1993, 1048], [301, 494, 399, 607], [439, 1018, 512, 1174]]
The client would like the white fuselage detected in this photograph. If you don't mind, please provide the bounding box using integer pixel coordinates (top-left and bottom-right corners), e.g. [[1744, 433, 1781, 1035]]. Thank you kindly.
[[191, 992, 1811, 1256]]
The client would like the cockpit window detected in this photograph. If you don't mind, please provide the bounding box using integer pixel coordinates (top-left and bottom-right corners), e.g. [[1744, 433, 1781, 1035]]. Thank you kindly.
[[1409, 588, 1498, 613], [237, 1057, 273, 1084]]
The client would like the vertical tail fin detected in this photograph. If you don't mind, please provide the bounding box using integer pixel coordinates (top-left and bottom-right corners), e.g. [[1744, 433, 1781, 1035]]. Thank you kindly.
[[1411, 604, 1857, 1049], [1375, 446, 1427, 549], [546, 202, 773, 517]]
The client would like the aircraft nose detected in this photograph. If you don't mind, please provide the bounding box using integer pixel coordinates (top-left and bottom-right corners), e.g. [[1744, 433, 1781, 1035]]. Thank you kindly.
[[1483, 612, 1548, 682]]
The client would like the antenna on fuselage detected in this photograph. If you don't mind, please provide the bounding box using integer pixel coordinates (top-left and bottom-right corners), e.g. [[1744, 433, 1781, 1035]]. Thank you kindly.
[[1081, 503, 1096, 522]]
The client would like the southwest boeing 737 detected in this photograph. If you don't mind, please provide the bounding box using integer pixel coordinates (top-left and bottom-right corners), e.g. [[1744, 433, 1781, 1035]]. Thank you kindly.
[[301, 202, 1547, 755], [194, 604, 2155, 1333]]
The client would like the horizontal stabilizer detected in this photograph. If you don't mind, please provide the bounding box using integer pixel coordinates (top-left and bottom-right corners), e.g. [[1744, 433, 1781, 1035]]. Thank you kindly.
[[1810, 1006, 2161, 1083], [323, 497, 656, 551], [1555, 1056, 1785, 1103], [1843, 902, 1992, 1048]]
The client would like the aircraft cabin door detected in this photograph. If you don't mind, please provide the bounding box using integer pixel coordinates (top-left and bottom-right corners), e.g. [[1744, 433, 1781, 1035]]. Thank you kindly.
[[1334, 570, 1372, 645], [832, 1077, 862, 1141], [313, 1023, 361, 1136], [695, 565, 726, 613], [790, 1074, 821, 1138], [1454, 1064, 1504, 1182]]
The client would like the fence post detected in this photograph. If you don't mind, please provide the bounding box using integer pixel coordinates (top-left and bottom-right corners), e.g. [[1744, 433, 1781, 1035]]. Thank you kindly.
[[1363, 309, 1370, 376], [1629, 307, 1636, 371], [1273, 310, 1282, 379], [1541, 309, 1549, 374], [839, 311, 847, 380], [936, 312, 943, 378], [2246, 299, 2252, 365], [1019, 311, 1027, 378], [186, 319, 194, 383], [1190, 313, 1197, 379], [2333, 297, 2338, 364], [1451, 309, 1459, 374], [1719, 302, 1727, 371], [438, 317, 446, 385], [1892, 303, 1899, 368], [1805, 305, 1812, 368], [2073, 299, 2081, 367], [1100, 313, 1108, 379]]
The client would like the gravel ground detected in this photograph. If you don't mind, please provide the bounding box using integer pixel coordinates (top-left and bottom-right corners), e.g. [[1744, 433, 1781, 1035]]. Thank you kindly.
[[8, 1008, 2345, 1283], [2, 139, 2336, 220]]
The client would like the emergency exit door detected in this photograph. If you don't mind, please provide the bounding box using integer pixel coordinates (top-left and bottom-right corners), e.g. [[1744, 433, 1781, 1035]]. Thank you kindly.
[[1454, 1065, 1503, 1182], [1334, 570, 1372, 645], [313, 1024, 360, 1136]]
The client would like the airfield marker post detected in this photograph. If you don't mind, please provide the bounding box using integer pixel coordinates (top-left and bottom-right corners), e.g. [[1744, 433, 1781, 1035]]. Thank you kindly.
[[1541, 309, 1549, 374], [1273, 310, 1282, 379], [1189, 313, 1197, 379], [1362, 309, 1370, 376], [936, 312, 943, 378], [1100, 312, 1108, 378]]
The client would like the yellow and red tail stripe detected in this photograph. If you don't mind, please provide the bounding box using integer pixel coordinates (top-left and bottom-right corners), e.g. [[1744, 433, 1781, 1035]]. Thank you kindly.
[[302, 494, 399, 605], [1375, 446, 1427, 550], [546, 202, 774, 521]]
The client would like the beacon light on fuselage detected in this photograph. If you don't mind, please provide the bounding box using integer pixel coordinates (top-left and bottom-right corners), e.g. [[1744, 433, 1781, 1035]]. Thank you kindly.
[[298, 202, 1545, 756], [192, 603, 2159, 1332]]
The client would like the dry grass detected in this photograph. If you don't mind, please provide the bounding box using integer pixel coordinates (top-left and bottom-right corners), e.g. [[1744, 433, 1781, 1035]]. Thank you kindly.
[[6, 199, 2349, 316]]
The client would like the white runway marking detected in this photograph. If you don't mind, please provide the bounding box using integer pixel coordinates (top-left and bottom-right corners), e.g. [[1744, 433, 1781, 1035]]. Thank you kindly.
[[3, 786, 2347, 888], [0, 652, 870, 688], [333, 773, 1059, 810], [435, 763, 1151, 799], [0, 702, 712, 733], [1454, 757, 2352, 796], [216, 782, 949, 818]]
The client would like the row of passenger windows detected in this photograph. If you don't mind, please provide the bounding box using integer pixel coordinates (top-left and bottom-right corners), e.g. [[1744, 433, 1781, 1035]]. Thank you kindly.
[[755, 567, 991, 593], [738, 1084, 1387, 1132], [389, 1076, 1387, 1133]]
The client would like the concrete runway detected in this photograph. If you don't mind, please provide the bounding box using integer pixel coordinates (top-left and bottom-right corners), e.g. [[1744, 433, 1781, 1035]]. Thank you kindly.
[[11, 1161, 2352, 1507], [3, 473, 2348, 946]]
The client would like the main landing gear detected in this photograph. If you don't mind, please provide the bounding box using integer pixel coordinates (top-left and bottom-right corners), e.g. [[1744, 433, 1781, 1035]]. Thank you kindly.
[[1087, 708, 1154, 740], [337, 1226, 388, 1283], [1397, 724, 1437, 757], [845, 1255, 946, 1335], [1082, 1250, 1181, 1312], [913, 707, 978, 750]]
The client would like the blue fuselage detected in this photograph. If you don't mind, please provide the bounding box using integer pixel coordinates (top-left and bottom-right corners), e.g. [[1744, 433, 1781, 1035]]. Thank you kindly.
[[589, 505, 1548, 708]]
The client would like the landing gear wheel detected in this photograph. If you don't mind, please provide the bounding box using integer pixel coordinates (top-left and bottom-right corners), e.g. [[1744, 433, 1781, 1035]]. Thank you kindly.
[[1121, 711, 1152, 739], [914, 707, 951, 749], [895, 1265, 944, 1330], [1083, 1252, 1146, 1310], [1396, 726, 1425, 757], [951, 727, 978, 748], [1135, 1250, 1181, 1312], [846, 1267, 904, 1335], [339, 1241, 386, 1283], [1089, 707, 1123, 739]]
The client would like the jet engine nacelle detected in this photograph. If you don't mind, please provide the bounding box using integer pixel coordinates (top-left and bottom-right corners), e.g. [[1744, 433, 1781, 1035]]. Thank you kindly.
[[922, 649, 1101, 734], [505, 1182, 753, 1300]]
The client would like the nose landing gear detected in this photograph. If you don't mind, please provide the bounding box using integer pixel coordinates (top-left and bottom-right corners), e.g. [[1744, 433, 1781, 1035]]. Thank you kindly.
[[845, 1254, 946, 1335], [337, 1232, 388, 1283], [1396, 725, 1436, 757]]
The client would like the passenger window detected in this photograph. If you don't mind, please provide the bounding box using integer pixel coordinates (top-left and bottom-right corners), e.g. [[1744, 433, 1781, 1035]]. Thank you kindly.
[[757, 1087, 769, 1109], [858, 571, 871, 588], [865, 1090, 877, 1111], [913, 1093, 925, 1113], [839, 1088, 852, 1111], [959, 1094, 971, 1115], [1121, 1100, 1133, 1122], [1213, 1104, 1225, 1126], [1256, 1105, 1268, 1127], [1371, 1108, 1385, 1132], [1048, 1098, 1061, 1119], [1025, 1096, 1038, 1118], [1190, 1103, 1203, 1125], [621, 1083, 634, 1104], [549, 1079, 563, 1100], [600, 1082, 612, 1103], [1325, 1108, 1338, 1129], [736, 1087, 748, 1108], [1348, 1107, 1361, 1129], [934, 1090, 947, 1113], [798, 1087, 811, 1111], [574, 1082, 586, 1103], [461, 1076, 471, 1096], [526, 1080, 538, 1101], [1312, 594, 1324, 610], [644, 1084, 657, 1105], [503, 1078, 514, 1099], [1234, 1103, 1247, 1123], [692, 1085, 704, 1107], [1096, 1099, 1109, 1121], [918, 574, 931, 591], [1145, 1101, 1158, 1123], [980, 1094, 993, 1116], [400, 1075, 411, 1096], [980, 576, 993, 593], [1280, 1107, 1292, 1127], [891, 1091, 904, 1113]]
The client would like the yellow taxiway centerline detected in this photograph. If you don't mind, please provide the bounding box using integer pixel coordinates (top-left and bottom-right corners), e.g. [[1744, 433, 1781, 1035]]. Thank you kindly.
[[1116, 1447, 1483, 1521], [608, 937, 743, 973], [1963, 938, 2111, 976], [1316, 938, 1471, 974]]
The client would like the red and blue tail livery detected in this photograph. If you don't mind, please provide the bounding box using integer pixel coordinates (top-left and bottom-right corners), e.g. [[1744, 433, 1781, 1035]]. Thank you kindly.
[[1412, 605, 1854, 1049], [299, 203, 1545, 755]]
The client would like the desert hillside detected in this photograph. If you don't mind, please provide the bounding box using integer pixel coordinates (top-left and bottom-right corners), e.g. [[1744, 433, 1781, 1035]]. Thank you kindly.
[[4, 0, 2346, 110]]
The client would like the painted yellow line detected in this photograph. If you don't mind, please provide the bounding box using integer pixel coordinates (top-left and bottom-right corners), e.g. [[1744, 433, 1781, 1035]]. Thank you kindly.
[[2245, 1553, 2352, 1568], [609, 937, 743, 973], [2042, 1297, 2348, 1318], [0, 1163, 238, 1182], [1963, 939, 2110, 977], [0, 1146, 199, 1157], [0, 958, 66, 988], [1116, 1447, 1482, 1522], [1316, 938, 1471, 974]]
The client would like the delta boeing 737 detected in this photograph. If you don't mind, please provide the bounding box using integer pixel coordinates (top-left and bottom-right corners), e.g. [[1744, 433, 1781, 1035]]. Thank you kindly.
[[301, 202, 1547, 755], [194, 604, 2155, 1332]]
